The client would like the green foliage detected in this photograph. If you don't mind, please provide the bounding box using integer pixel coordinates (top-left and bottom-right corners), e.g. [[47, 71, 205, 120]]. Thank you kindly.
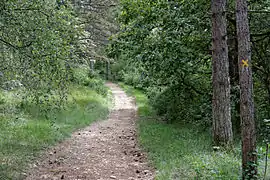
[[1, 0, 82, 106], [72, 66, 108, 96], [121, 84, 270, 179], [112, 0, 270, 177], [0, 84, 110, 179], [139, 120, 242, 180], [0, 91, 5, 105], [108, 0, 213, 125], [109, 0, 270, 138], [72, 0, 118, 66], [122, 70, 144, 89], [148, 85, 211, 126], [87, 78, 109, 96], [72, 66, 91, 85], [121, 84, 243, 179]]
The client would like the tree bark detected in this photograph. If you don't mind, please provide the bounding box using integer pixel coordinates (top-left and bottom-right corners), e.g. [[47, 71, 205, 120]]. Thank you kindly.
[[211, 0, 233, 146], [236, 0, 257, 178], [227, 13, 241, 134]]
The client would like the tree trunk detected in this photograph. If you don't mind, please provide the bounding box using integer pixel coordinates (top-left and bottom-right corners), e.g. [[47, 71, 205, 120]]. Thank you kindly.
[[236, 0, 257, 178], [227, 14, 241, 134], [267, 76, 270, 118], [211, 0, 233, 146], [106, 61, 110, 80]]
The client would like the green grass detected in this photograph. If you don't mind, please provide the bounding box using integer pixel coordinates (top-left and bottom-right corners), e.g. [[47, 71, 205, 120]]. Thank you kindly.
[[119, 83, 249, 180], [0, 85, 111, 180]]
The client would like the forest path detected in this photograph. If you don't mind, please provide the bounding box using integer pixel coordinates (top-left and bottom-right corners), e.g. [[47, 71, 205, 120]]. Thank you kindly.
[[26, 82, 154, 180]]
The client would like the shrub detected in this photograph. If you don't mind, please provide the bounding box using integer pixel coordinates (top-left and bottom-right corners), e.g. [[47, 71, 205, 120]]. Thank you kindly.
[[87, 78, 108, 96], [147, 84, 211, 127], [71, 66, 108, 96], [72, 66, 90, 85]]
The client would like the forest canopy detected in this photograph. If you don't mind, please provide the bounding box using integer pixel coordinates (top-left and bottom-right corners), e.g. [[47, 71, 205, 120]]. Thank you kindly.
[[108, 0, 270, 132]]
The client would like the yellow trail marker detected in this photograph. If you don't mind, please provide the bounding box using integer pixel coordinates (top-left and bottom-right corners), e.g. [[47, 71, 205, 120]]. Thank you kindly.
[[242, 59, 249, 67]]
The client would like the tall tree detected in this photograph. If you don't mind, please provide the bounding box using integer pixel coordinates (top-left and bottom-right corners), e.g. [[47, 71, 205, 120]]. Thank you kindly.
[[211, 0, 233, 146], [236, 0, 257, 178]]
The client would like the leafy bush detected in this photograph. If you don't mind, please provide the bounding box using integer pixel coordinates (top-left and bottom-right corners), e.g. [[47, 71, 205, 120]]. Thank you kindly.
[[71, 66, 108, 96], [123, 71, 141, 87], [87, 78, 108, 96], [121, 84, 243, 179], [110, 60, 125, 81], [72, 67, 90, 85], [146, 84, 211, 127], [122, 68, 151, 89]]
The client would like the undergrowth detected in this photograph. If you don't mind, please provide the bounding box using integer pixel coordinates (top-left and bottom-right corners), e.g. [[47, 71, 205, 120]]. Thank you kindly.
[[119, 83, 269, 180]]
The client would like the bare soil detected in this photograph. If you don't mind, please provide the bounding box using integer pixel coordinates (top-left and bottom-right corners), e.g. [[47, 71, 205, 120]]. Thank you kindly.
[[25, 83, 155, 180]]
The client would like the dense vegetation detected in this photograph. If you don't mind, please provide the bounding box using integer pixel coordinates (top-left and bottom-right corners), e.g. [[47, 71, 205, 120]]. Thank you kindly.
[[0, 81, 110, 179], [1, 0, 269, 179], [121, 84, 242, 179], [0, 0, 113, 179], [108, 0, 270, 132], [108, 0, 270, 179]]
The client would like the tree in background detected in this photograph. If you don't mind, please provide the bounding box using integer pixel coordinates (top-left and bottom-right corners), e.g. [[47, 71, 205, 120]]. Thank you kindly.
[[107, 0, 212, 125], [71, 0, 118, 76], [108, 0, 270, 178], [236, 0, 257, 178], [211, 0, 233, 146]]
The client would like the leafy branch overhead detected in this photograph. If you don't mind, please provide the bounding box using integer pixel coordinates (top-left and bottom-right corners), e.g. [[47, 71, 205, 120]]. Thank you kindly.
[[1, 0, 81, 105]]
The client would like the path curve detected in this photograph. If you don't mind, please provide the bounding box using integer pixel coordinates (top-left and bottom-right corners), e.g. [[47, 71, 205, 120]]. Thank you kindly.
[[26, 83, 154, 180]]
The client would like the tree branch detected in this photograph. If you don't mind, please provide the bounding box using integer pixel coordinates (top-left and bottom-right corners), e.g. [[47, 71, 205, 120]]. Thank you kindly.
[[249, 10, 270, 14], [8, 8, 50, 17], [0, 38, 32, 49]]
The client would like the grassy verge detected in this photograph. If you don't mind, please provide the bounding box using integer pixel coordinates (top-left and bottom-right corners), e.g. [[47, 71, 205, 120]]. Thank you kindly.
[[0, 84, 111, 179], [119, 83, 252, 180]]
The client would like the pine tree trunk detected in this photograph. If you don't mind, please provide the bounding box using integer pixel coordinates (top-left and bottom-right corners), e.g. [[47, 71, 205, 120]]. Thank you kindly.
[[211, 0, 233, 146], [227, 15, 241, 133], [236, 0, 257, 178]]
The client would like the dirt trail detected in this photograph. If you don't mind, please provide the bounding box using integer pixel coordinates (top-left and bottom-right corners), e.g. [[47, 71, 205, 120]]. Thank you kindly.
[[26, 83, 154, 180]]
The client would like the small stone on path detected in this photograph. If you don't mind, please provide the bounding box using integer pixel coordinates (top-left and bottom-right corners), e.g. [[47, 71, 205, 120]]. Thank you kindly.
[[110, 175, 117, 179]]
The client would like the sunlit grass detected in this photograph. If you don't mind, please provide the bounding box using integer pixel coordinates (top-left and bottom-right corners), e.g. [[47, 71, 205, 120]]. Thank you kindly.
[[138, 118, 241, 180], [0, 85, 111, 180]]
